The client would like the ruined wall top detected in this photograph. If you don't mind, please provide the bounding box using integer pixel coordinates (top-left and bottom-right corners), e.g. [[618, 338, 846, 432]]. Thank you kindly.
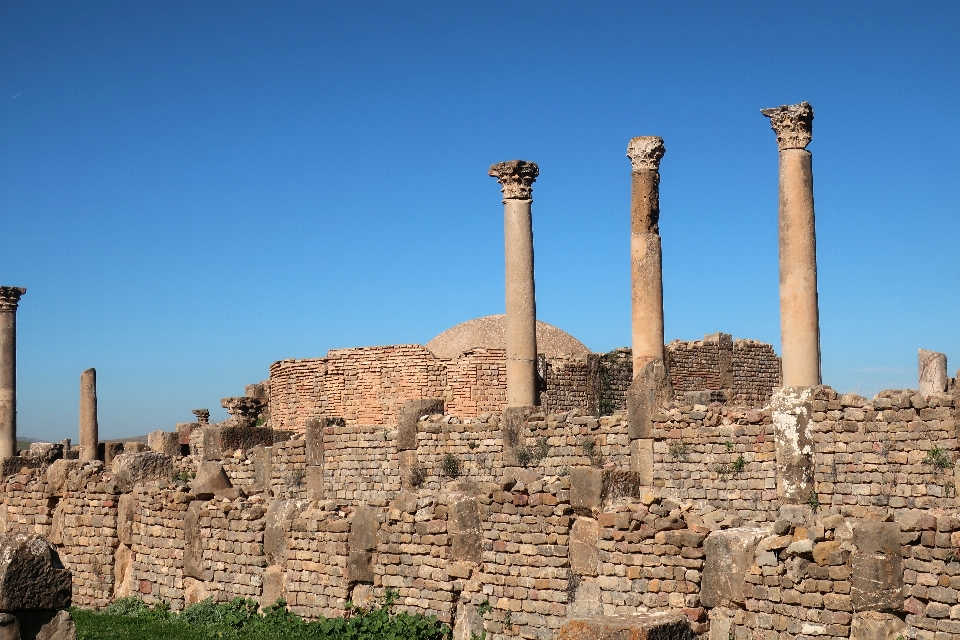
[[760, 101, 813, 151], [625, 136, 666, 172], [0, 287, 26, 311], [488, 160, 539, 200]]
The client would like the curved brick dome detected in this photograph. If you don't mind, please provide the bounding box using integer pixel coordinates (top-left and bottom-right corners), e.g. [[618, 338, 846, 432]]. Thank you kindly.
[[425, 314, 590, 360]]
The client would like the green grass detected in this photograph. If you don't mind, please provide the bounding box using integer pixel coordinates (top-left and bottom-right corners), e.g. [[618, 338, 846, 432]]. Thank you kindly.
[[73, 594, 452, 640]]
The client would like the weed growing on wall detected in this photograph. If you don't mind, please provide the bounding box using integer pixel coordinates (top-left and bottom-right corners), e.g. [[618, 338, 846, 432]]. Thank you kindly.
[[924, 445, 954, 470], [668, 441, 690, 462], [580, 437, 605, 468], [441, 454, 461, 478], [515, 436, 550, 468]]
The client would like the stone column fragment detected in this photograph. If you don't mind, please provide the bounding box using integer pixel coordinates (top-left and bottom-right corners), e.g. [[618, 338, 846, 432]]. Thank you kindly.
[[918, 349, 947, 398], [79, 368, 98, 461], [0, 287, 26, 459], [489, 160, 539, 408], [762, 102, 821, 387]]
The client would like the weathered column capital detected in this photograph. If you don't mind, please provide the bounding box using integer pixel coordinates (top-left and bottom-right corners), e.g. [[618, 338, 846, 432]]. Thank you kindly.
[[489, 160, 539, 200], [761, 102, 814, 151], [626, 136, 666, 172], [0, 288, 26, 312]]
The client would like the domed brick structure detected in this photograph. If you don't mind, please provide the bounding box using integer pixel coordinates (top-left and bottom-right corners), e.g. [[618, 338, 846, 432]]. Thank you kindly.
[[425, 314, 590, 360]]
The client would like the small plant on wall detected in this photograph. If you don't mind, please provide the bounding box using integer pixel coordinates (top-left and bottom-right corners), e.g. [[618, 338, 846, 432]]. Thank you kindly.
[[441, 453, 461, 479]]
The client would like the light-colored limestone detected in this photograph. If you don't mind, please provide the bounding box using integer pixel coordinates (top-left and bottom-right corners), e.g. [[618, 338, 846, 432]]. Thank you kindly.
[[489, 160, 539, 407], [918, 348, 947, 397], [762, 102, 821, 387], [0, 287, 25, 459], [79, 369, 98, 461]]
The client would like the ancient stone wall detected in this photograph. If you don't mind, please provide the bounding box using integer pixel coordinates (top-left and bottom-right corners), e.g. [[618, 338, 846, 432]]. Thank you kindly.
[[268, 338, 781, 431], [1, 380, 956, 640]]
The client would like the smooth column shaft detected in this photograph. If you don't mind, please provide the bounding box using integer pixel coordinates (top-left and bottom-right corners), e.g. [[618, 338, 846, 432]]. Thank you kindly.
[[0, 310, 16, 458], [630, 169, 665, 375], [778, 149, 821, 387], [80, 368, 99, 461], [504, 198, 538, 407]]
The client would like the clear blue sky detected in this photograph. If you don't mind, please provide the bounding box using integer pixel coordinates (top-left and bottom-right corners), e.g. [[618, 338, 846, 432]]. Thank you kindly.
[[2, 2, 958, 440]]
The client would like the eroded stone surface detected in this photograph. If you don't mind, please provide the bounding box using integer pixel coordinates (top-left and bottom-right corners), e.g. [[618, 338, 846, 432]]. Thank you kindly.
[[557, 612, 693, 640], [0, 534, 72, 612], [111, 452, 173, 493], [701, 528, 768, 608]]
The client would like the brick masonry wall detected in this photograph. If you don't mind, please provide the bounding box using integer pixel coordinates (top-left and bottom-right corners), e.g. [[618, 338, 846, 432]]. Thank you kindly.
[[732, 339, 782, 406]]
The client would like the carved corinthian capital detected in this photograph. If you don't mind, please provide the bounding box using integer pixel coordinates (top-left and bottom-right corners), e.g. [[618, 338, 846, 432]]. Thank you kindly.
[[0, 287, 26, 312], [489, 160, 539, 200], [761, 102, 814, 151], [626, 137, 666, 172]]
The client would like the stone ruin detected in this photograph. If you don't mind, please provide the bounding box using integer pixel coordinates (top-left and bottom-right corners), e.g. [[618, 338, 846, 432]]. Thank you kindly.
[[0, 102, 958, 640]]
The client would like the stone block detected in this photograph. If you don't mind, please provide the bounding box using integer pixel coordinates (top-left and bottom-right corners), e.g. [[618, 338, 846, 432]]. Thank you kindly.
[[113, 543, 132, 599], [556, 612, 691, 640], [567, 579, 602, 618], [183, 577, 210, 607], [249, 446, 273, 494], [347, 550, 373, 584], [399, 450, 422, 490], [570, 467, 603, 511], [117, 494, 135, 545], [452, 603, 484, 640], [502, 406, 535, 450], [201, 426, 274, 461], [919, 349, 948, 398], [570, 517, 599, 576], [190, 462, 232, 498], [627, 358, 672, 440], [260, 565, 286, 609], [306, 467, 324, 500], [16, 610, 76, 640], [183, 502, 204, 580], [147, 431, 180, 458], [701, 528, 768, 608], [349, 506, 380, 552], [265, 499, 308, 566], [448, 493, 481, 563], [770, 386, 817, 503], [0, 534, 72, 611], [851, 552, 903, 612], [44, 460, 80, 498], [101, 442, 124, 468], [111, 452, 173, 493], [0, 613, 17, 640], [304, 418, 323, 465], [630, 438, 654, 485], [854, 522, 902, 556], [397, 400, 444, 451], [850, 611, 906, 640]]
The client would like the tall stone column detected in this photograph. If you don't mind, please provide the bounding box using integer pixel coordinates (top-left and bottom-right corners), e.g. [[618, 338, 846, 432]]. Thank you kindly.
[[0, 287, 26, 459], [79, 368, 99, 461], [489, 160, 539, 408], [762, 102, 821, 387], [625, 138, 672, 485], [627, 137, 667, 375]]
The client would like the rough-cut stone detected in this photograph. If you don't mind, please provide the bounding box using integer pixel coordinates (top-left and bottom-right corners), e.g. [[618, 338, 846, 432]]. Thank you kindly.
[[501, 406, 535, 451], [0, 534, 72, 611], [190, 462, 232, 498], [397, 399, 444, 451], [111, 452, 173, 493], [220, 397, 265, 428], [770, 386, 816, 502], [571, 467, 603, 511], [18, 610, 76, 640], [43, 460, 80, 498], [183, 577, 210, 607], [183, 502, 204, 580], [346, 550, 373, 585], [630, 438, 653, 485], [570, 517, 599, 576], [627, 359, 672, 440], [201, 425, 273, 461], [919, 349, 948, 398], [0, 612, 17, 640], [851, 523, 903, 612], [147, 430, 180, 458], [452, 603, 484, 640], [260, 565, 285, 609], [447, 490, 481, 563], [850, 611, 907, 640], [265, 500, 308, 566], [701, 528, 768, 608], [349, 506, 380, 552], [557, 612, 693, 640]]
